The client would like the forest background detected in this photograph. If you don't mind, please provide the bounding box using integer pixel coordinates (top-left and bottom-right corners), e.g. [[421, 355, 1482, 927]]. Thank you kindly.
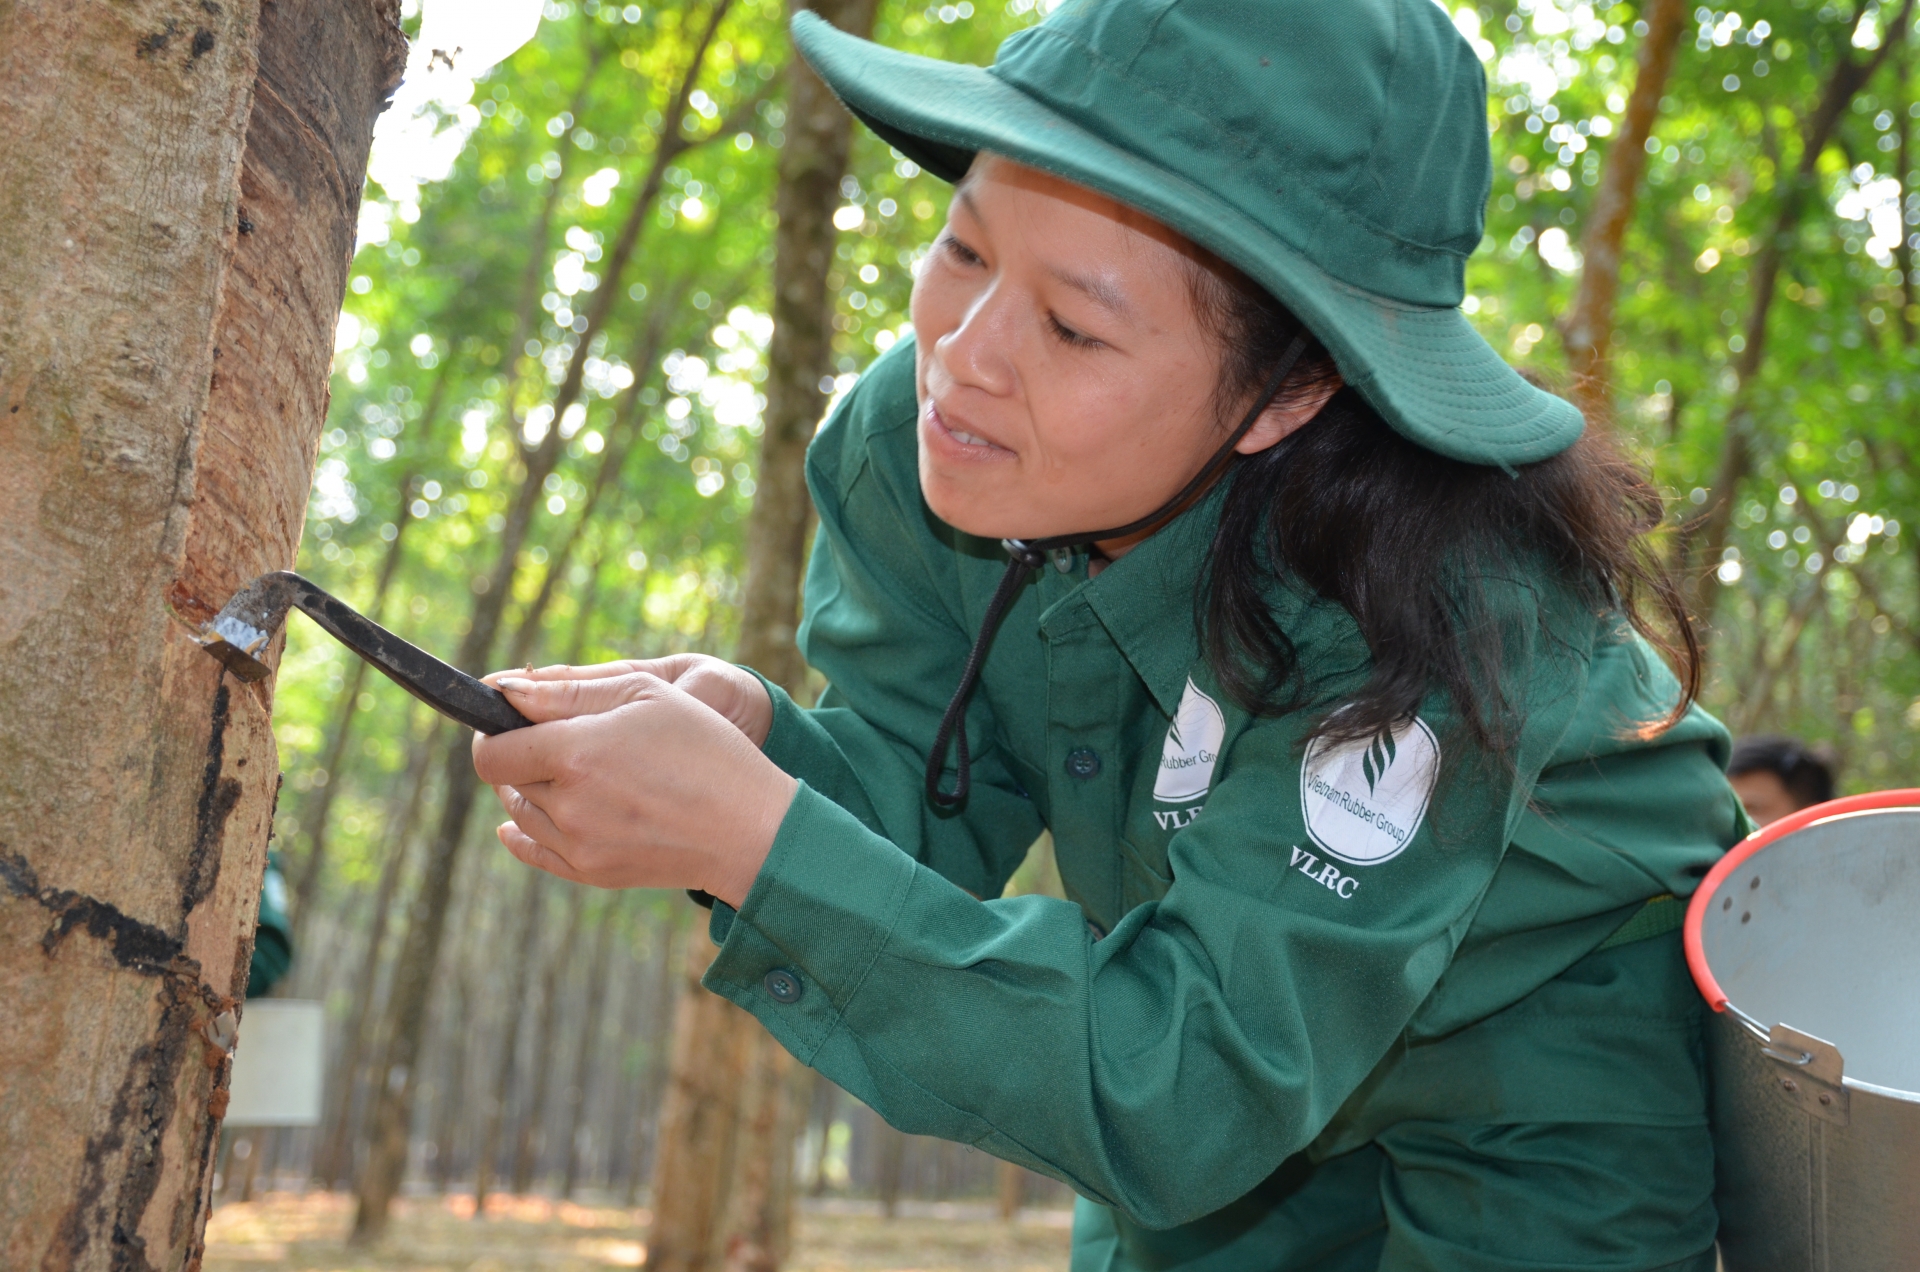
[[246, 0, 1920, 1232]]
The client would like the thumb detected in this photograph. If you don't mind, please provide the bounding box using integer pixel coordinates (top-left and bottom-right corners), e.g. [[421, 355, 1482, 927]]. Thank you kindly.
[[493, 670, 665, 723]]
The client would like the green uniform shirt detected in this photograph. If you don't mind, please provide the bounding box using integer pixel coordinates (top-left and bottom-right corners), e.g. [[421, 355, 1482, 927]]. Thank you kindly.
[[703, 339, 1741, 1233]]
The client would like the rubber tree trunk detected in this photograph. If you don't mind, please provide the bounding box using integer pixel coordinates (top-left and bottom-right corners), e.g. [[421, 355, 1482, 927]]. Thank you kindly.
[[644, 1, 879, 1267], [0, 0, 401, 1264], [1559, 0, 1686, 423], [645, 928, 757, 1272]]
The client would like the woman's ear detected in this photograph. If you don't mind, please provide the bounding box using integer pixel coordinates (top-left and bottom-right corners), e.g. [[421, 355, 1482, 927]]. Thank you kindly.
[[1235, 374, 1343, 455]]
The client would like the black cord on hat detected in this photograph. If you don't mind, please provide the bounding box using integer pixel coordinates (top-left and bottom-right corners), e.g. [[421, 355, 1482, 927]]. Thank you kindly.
[[924, 334, 1310, 808]]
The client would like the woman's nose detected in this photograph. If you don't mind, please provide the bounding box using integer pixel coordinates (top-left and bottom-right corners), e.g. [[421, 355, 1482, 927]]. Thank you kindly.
[[935, 282, 1018, 398]]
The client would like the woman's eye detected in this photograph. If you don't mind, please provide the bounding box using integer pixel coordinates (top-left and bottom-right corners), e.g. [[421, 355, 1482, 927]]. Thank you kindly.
[[1048, 314, 1100, 349], [939, 234, 983, 267]]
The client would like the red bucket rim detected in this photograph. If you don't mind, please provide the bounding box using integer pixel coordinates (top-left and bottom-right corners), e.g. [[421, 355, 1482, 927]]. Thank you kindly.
[[1685, 788, 1920, 1012]]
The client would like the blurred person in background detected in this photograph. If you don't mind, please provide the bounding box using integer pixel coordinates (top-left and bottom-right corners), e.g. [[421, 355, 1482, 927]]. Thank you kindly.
[[247, 852, 294, 998], [1727, 736, 1837, 828]]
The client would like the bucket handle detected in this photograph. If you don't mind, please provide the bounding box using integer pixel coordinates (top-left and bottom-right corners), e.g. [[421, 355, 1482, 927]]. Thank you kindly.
[[1684, 788, 1920, 1013]]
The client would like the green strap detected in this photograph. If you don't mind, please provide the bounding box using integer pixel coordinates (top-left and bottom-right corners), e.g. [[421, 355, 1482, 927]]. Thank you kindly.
[[1596, 893, 1686, 951]]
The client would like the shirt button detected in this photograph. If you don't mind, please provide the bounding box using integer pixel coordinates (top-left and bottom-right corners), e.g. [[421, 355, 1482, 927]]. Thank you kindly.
[[1064, 748, 1102, 780], [763, 968, 803, 1004]]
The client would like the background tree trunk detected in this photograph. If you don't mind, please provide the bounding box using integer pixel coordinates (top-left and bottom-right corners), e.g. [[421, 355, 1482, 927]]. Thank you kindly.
[[352, 17, 737, 1235], [1560, 0, 1686, 422], [561, 894, 622, 1197], [646, 929, 757, 1272], [510, 885, 587, 1193], [471, 872, 548, 1214], [645, 0, 878, 1264], [0, 0, 402, 1263], [287, 468, 420, 941]]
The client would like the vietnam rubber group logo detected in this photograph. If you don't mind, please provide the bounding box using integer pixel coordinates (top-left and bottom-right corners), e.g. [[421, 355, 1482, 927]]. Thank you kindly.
[[1300, 717, 1440, 865], [1154, 679, 1225, 803]]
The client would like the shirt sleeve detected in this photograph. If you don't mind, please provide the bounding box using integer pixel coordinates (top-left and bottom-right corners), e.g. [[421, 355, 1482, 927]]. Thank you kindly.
[[707, 616, 1585, 1230]]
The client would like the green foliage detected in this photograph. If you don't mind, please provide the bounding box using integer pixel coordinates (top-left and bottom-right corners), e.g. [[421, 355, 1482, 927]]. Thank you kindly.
[[280, 0, 1920, 907], [1464, 0, 1920, 786]]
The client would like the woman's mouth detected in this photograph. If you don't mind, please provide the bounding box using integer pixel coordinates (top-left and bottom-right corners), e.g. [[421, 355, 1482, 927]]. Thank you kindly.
[[925, 401, 1012, 455]]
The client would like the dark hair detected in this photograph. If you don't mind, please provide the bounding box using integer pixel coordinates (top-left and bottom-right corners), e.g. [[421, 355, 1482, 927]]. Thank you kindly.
[[1728, 735, 1836, 809], [1184, 265, 1699, 757]]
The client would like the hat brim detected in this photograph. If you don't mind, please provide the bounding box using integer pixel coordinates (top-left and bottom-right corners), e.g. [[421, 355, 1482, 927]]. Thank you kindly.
[[793, 11, 1583, 467]]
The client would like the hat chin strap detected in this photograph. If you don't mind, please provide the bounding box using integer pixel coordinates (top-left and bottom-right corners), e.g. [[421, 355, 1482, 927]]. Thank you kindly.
[[924, 335, 1309, 808]]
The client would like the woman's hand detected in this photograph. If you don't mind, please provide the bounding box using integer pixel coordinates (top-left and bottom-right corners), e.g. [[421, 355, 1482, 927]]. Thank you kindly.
[[472, 671, 798, 907], [483, 653, 774, 746]]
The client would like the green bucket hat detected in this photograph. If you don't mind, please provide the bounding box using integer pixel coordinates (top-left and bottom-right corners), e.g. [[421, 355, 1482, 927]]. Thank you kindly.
[[791, 0, 1584, 467]]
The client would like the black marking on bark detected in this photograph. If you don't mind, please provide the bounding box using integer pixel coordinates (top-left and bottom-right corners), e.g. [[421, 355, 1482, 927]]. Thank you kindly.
[[237, 209, 254, 235], [182, 683, 240, 918], [137, 19, 180, 58], [47, 974, 204, 1272], [0, 852, 182, 973], [190, 27, 216, 60]]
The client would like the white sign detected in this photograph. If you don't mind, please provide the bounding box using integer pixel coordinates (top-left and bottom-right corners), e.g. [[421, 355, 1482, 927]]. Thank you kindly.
[[225, 1000, 325, 1127], [1300, 718, 1439, 866], [1154, 679, 1226, 803]]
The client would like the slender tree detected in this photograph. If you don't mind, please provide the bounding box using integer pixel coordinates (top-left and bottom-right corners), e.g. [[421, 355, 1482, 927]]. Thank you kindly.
[[1560, 0, 1688, 422], [511, 885, 589, 1192], [287, 461, 428, 941], [647, 1, 879, 1266], [314, 716, 439, 1186], [562, 894, 624, 1197], [472, 871, 549, 1214], [351, 10, 747, 1236]]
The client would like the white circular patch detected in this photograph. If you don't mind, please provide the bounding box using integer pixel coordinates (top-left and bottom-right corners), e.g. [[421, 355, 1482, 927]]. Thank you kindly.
[[1154, 679, 1226, 803], [1300, 718, 1440, 865]]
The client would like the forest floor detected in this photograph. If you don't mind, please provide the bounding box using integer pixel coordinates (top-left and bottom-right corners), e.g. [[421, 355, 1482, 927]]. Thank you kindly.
[[202, 1191, 1075, 1271]]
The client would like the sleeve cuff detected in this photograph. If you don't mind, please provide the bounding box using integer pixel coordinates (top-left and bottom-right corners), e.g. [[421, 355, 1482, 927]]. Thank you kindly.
[[743, 669, 815, 777], [700, 780, 919, 1064]]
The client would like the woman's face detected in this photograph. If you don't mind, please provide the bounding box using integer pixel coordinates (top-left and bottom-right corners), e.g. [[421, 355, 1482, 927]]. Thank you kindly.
[[910, 154, 1318, 546]]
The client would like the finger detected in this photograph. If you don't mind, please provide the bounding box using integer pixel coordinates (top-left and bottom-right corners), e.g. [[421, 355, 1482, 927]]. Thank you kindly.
[[619, 653, 704, 683], [499, 783, 569, 851], [498, 822, 590, 885], [492, 670, 668, 723], [481, 660, 640, 687], [472, 726, 567, 788]]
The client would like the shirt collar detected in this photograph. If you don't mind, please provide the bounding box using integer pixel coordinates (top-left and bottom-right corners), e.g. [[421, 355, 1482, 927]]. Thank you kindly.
[[1076, 484, 1229, 718]]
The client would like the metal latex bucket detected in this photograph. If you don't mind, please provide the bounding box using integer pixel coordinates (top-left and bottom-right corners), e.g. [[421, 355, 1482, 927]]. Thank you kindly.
[[1685, 790, 1920, 1270]]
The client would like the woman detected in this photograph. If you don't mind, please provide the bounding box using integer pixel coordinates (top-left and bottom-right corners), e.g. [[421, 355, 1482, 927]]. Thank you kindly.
[[473, 1, 1744, 1266]]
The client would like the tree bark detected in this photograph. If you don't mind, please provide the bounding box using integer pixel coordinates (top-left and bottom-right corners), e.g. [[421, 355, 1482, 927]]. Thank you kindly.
[[1560, 0, 1687, 422], [646, 928, 756, 1272], [1680, 1, 1914, 634], [0, 0, 401, 1264]]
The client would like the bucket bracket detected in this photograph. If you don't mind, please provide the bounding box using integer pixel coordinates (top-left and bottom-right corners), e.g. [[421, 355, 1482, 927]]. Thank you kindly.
[[1760, 1022, 1849, 1125]]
